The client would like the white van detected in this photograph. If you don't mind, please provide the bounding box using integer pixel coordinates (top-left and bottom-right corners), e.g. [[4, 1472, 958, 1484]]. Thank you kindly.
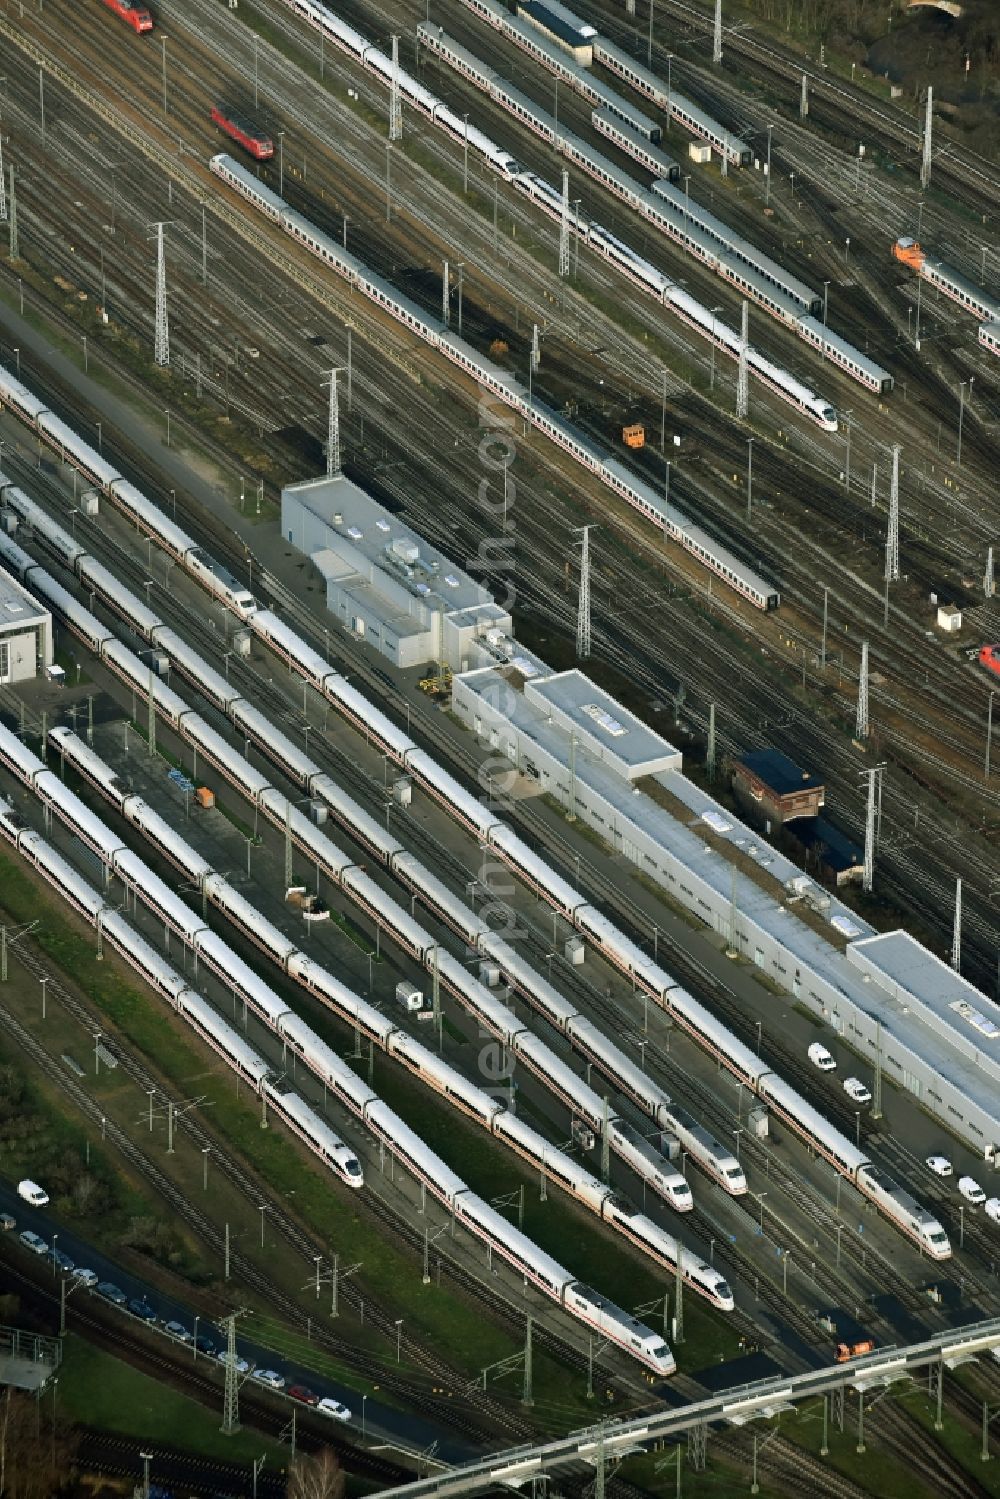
[[17, 1179, 49, 1207]]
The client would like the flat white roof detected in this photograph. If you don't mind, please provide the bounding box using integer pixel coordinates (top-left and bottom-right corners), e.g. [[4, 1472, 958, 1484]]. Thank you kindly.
[[0, 565, 48, 631], [284, 475, 492, 615], [849, 930, 1000, 1082], [526, 670, 680, 774]]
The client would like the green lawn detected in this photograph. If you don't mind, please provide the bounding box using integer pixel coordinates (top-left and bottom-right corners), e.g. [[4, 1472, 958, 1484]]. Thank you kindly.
[[56, 1333, 288, 1467]]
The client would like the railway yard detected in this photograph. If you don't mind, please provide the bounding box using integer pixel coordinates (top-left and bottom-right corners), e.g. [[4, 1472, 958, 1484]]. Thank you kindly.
[[0, 0, 999, 1493]]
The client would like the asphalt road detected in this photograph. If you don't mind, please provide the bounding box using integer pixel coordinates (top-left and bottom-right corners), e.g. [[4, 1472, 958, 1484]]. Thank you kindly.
[[0, 1179, 446, 1455]]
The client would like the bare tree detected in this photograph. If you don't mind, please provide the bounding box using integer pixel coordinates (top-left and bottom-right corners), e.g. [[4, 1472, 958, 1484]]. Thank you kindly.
[[0, 1386, 77, 1498], [286, 1448, 346, 1499]]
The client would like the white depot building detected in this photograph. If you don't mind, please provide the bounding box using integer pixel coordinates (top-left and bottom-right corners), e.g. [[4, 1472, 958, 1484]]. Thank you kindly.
[[0, 565, 52, 684], [453, 660, 1000, 1156], [281, 475, 510, 671]]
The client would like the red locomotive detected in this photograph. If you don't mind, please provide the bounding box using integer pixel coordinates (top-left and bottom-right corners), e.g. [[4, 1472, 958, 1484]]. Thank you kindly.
[[102, 0, 154, 33], [210, 106, 274, 161], [980, 645, 1000, 679]]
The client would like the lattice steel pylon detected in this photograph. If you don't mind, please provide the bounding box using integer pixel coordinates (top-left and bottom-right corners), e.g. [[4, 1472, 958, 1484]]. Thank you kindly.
[[8, 164, 16, 260], [984, 545, 994, 598], [389, 34, 402, 141], [856, 640, 869, 741], [886, 444, 900, 582], [920, 86, 933, 190], [559, 169, 570, 278], [325, 366, 346, 477], [862, 768, 876, 894], [575, 525, 593, 660], [951, 876, 962, 970], [220, 1313, 242, 1434], [713, 0, 722, 63], [152, 222, 170, 367], [736, 299, 749, 419]]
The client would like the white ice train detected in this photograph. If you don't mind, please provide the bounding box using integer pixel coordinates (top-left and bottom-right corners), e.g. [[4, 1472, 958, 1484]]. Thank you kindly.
[[0, 752, 680, 1374], [213, 159, 789, 611], [0, 700, 731, 1315], [0, 484, 736, 1208], [0, 383, 952, 1262], [5, 290, 779, 615], [258, 0, 886, 399], [416, 21, 892, 397], [0, 795, 362, 1186]]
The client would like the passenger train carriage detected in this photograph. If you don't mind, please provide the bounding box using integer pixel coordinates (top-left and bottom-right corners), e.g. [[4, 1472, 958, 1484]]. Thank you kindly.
[[0, 733, 678, 1372], [0, 363, 947, 1263]]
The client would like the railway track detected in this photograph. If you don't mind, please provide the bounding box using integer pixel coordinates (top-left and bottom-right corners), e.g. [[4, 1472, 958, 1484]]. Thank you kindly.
[[0, 1255, 407, 1488], [0, 914, 568, 1444], [5, 0, 1000, 1247]]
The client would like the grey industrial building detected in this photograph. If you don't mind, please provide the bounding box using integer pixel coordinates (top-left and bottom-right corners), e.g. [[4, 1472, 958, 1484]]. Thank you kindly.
[[453, 662, 1000, 1160], [281, 475, 510, 671], [0, 566, 52, 684], [283, 474, 1000, 1160]]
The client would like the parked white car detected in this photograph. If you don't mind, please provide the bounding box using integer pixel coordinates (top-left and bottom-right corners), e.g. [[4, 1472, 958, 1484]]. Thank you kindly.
[[73, 1268, 99, 1288], [18, 1230, 47, 1255], [926, 1155, 953, 1177], [807, 1042, 836, 1072], [253, 1369, 285, 1390], [317, 1397, 352, 1422], [958, 1176, 987, 1205], [984, 1198, 1000, 1224], [17, 1180, 49, 1207], [843, 1078, 872, 1105]]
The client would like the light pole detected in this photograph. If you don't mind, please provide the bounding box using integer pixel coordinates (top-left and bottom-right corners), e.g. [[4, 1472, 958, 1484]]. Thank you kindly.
[[193, 1314, 199, 1357], [756, 1191, 768, 1232], [746, 436, 754, 519], [51, 1234, 58, 1276], [95, 421, 102, 454], [733, 1126, 744, 1159], [164, 408, 171, 447], [709, 306, 721, 389], [259, 1203, 265, 1248], [160, 34, 168, 114], [362, 1393, 368, 1437], [13, 347, 19, 378], [960, 1203, 965, 1249], [823, 280, 830, 326], [765, 124, 773, 207], [987, 691, 995, 781], [957, 379, 969, 466], [463, 113, 469, 193], [277, 130, 286, 196], [395, 1318, 403, 1362], [40, 975, 48, 1019], [202, 1147, 210, 1190], [855, 1111, 860, 1146], [141, 1451, 153, 1499]]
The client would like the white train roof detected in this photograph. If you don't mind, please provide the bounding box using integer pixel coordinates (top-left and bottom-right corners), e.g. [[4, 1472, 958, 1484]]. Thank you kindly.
[[178, 990, 271, 1085], [36, 411, 122, 488]]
